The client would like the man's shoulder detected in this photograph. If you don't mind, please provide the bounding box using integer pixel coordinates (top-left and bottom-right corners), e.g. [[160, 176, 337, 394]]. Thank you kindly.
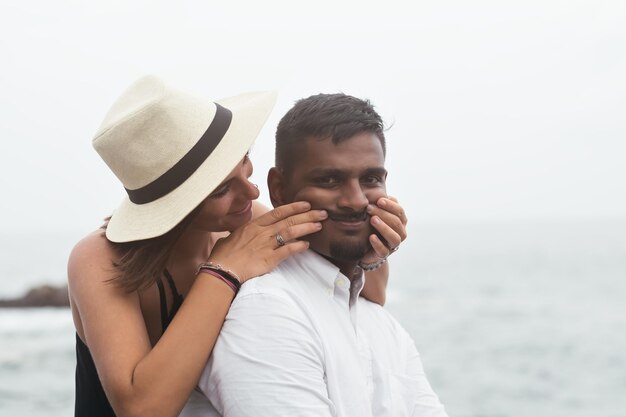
[[237, 254, 298, 297], [238, 263, 292, 296], [357, 297, 411, 340], [237, 250, 330, 298]]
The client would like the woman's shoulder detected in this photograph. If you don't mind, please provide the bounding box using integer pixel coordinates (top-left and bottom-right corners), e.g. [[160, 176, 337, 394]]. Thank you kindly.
[[70, 229, 114, 258], [68, 230, 118, 283]]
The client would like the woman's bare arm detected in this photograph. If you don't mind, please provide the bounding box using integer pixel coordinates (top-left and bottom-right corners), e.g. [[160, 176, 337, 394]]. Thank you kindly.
[[69, 234, 235, 417], [361, 263, 390, 305], [69, 202, 326, 417]]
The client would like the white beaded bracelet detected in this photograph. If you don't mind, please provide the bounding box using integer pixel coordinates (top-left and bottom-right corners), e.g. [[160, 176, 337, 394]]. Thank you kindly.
[[357, 257, 387, 272]]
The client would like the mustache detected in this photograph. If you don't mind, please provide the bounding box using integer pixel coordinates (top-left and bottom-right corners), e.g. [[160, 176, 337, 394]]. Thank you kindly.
[[327, 210, 369, 222]]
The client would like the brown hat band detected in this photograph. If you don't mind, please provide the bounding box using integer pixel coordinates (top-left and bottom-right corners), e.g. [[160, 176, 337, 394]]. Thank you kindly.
[[125, 103, 233, 204]]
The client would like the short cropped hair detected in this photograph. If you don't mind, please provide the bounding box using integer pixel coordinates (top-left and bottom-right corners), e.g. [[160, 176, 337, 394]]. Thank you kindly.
[[275, 93, 386, 174]]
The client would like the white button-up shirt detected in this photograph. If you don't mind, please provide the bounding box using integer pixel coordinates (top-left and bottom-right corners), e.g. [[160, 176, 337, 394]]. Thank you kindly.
[[182, 250, 448, 417]]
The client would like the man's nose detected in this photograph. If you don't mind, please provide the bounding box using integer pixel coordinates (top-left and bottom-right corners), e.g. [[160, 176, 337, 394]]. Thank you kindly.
[[337, 180, 369, 211]]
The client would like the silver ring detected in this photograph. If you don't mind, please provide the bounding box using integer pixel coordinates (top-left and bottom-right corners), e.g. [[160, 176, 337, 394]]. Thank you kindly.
[[389, 245, 400, 254], [275, 233, 286, 247]]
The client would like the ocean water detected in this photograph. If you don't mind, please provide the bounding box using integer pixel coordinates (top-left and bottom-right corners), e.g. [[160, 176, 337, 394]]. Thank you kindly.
[[0, 219, 625, 417]]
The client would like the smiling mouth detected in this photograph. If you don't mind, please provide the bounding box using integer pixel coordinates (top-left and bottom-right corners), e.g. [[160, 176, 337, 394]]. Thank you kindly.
[[230, 201, 252, 215]]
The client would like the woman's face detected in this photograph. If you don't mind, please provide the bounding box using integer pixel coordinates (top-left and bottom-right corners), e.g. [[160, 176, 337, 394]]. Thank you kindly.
[[191, 155, 260, 232]]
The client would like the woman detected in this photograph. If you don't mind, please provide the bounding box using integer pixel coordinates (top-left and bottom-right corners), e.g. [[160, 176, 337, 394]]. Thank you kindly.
[[68, 76, 407, 417]]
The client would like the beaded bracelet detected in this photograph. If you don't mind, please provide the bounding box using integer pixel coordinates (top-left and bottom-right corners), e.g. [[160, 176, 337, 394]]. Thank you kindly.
[[197, 262, 242, 295], [357, 256, 387, 272]]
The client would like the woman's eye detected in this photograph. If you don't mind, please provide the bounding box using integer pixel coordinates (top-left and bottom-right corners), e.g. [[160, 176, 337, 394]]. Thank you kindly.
[[210, 185, 230, 198]]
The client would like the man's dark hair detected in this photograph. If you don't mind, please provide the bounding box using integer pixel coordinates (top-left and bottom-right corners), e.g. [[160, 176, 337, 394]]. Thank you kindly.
[[275, 93, 386, 174]]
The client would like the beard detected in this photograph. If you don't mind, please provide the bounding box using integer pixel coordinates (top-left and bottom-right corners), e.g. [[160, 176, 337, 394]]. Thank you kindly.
[[329, 240, 369, 262]]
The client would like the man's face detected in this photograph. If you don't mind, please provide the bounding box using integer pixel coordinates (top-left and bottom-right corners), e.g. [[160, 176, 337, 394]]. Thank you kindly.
[[272, 132, 387, 263]]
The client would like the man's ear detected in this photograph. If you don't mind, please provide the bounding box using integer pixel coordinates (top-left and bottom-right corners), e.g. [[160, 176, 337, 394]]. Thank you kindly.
[[267, 167, 288, 208]]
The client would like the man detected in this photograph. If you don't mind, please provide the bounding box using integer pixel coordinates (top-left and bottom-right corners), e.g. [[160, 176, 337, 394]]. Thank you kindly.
[[186, 93, 448, 416]]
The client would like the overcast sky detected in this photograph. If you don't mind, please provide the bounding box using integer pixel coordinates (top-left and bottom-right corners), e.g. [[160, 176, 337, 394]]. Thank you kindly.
[[1, 0, 625, 234]]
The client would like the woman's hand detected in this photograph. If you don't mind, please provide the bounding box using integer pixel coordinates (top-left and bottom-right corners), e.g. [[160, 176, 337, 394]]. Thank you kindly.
[[360, 197, 408, 306], [362, 196, 408, 264], [207, 201, 327, 282]]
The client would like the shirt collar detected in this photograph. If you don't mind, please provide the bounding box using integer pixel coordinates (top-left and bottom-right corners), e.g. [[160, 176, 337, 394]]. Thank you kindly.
[[294, 250, 365, 299]]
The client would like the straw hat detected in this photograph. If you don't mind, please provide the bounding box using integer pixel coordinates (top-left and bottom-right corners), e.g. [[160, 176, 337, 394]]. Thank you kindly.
[[93, 75, 276, 243]]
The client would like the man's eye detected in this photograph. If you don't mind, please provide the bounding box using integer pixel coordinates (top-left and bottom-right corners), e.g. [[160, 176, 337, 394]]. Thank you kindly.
[[362, 176, 382, 184], [314, 177, 338, 185]]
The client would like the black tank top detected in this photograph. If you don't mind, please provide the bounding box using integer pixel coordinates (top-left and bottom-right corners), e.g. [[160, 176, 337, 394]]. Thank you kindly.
[[74, 270, 183, 416]]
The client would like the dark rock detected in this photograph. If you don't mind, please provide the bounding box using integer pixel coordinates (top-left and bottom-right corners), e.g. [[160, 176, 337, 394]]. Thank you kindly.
[[0, 284, 70, 308]]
